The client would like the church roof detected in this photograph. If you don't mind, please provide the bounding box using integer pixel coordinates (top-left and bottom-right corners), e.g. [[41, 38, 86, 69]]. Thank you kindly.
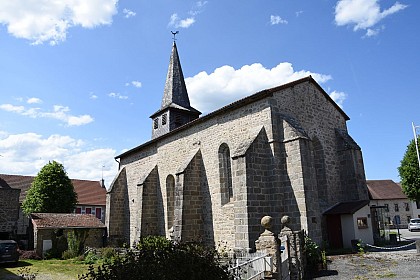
[[150, 42, 201, 118], [117, 76, 350, 159]]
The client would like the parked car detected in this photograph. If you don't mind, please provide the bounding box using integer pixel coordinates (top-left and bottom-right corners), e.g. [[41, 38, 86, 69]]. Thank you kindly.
[[0, 240, 19, 264], [408, 218, 420, 232]]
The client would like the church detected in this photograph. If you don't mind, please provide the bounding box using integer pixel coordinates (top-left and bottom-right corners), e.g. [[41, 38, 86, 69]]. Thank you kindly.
[[105, 41, 369, 250]]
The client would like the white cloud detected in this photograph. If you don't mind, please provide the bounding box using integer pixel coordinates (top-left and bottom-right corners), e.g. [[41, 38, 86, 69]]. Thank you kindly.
[[296, 11, 304, 17], [27, 97, 43, 104], [123, 8, 136, 18], [126, 81, 142, 88], [168, 1, 207, 29], [0, 103, 93, 126], [270, 15, 288, 25], [90, 93, 98, 100], [328, 90, 347, 108], [186, 62, 333, 113], [0, 132, 118, 188], [108, 92, 128, 99], [0, 0, 118, 45], [334, 0, 408, 36]]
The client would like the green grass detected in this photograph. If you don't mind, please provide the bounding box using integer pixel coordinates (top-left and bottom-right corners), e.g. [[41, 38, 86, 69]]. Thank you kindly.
[[0, 259, 91, 280]]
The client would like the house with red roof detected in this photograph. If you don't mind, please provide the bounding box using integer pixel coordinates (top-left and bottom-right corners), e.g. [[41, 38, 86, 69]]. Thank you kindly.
[[30, 213, 106, 257], [366, 180, 413, 228], [0, 174, 106, 245]]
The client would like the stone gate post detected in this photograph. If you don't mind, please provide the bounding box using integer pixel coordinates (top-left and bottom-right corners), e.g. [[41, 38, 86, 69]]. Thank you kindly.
[[255, 216, 280, 279], [279, 215, 304, 280]]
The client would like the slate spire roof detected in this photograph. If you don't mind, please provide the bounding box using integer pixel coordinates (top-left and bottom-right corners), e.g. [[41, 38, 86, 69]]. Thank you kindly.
[[151, 42, 201, 117]]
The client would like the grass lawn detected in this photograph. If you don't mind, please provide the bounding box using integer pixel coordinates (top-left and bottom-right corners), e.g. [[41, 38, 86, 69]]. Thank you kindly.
[[0, 259, 92, 280]]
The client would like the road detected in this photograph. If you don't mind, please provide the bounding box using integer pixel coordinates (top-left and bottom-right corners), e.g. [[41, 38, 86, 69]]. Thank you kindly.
[[395, 228, 420, 241]]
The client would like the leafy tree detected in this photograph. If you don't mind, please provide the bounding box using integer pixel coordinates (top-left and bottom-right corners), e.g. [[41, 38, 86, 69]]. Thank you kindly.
[[398, 137, 420, 201], [22, 161, 78, 215], [79, 236, 232, 280]]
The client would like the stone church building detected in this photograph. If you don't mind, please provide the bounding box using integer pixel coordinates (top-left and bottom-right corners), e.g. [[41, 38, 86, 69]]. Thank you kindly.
[[106, 42, 369, 250]]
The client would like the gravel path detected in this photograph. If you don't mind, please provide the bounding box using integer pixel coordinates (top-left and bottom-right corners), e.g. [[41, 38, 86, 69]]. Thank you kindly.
[[315, 249, 419, 279]]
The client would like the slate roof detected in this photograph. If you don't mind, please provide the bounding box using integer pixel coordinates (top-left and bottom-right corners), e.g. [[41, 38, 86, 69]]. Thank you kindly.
[[366, 180, 407, 200], [0, 174, 106, 206], [31, 213, 106, 229], [323, 200, 370, 215], [118, 76, 350, 159]]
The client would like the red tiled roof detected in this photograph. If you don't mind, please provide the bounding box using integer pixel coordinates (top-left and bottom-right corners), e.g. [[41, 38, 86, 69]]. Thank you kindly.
[[31, 213, 105, 229], [324, 200, 370, 215], [366, 180, 407, 200], [0, 174, 106, 206]]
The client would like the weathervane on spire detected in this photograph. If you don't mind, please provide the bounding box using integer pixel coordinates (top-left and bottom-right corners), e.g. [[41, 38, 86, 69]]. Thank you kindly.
[[171, 31, 179, 41]]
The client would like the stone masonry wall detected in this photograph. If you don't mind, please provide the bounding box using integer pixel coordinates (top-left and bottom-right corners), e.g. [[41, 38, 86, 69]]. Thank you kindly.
[[0, 188, 20, 236], [111, 80, 365, 248]]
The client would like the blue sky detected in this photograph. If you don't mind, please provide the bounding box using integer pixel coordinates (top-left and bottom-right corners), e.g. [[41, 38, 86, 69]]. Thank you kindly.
[[0, 0, 418, 187]]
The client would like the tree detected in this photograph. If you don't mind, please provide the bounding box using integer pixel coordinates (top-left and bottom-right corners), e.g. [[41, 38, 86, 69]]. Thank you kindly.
[[398, 137, 420, 201], [22, 161, 78, 215]]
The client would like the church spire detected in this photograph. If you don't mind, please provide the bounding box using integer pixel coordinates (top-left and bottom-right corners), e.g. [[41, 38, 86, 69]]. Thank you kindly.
[[150, 38, 201, 139], [161, 41, 191, 109]]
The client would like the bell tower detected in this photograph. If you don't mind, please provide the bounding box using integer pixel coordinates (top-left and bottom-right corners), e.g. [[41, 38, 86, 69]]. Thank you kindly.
[[150, 40, 201, 139]]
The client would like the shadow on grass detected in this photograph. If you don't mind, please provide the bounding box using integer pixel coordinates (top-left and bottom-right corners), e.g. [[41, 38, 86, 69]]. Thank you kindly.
[[0, 261, 35, 279]]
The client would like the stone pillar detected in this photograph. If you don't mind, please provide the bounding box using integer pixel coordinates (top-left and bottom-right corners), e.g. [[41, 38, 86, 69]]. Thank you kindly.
[[279, 215, 304, 280], [255, 216, 280, 279]]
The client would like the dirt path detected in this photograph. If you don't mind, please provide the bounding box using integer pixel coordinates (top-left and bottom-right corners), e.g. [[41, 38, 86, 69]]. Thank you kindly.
[[315, 249, 419, 279]]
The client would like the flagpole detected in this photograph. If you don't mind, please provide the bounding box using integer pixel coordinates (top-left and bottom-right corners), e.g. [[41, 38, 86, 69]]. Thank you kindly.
[[412, 122, 420, 170]]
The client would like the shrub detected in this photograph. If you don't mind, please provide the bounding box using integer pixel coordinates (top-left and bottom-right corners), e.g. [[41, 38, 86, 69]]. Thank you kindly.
[[79, 236, 232, 280], [18, 250, 42, 260]]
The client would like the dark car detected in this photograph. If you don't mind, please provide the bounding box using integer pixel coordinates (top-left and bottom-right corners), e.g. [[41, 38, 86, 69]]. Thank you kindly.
[[0, 240, 19, 264]]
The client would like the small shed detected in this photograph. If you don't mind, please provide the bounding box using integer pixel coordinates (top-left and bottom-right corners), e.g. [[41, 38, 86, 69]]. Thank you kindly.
[[324, 200, 373, 248], [31, 213, 106, 257]]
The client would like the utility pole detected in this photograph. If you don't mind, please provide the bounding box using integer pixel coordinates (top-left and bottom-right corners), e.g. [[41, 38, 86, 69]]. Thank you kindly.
[[412, 122, 420, 170]]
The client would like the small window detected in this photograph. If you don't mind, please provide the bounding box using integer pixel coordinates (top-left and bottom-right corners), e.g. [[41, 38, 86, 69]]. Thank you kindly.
[[154, 118, 159, 129], [85, 207, 92, 214], [96, 208, 102, 220], [407, 216, 411, 223], [75, 207, 82, 214], [162, 113, 167, 125], [394, 203, 399, 212], [405, 203, 409, 211], [357, 217, 368, 229], [416, 200, 420, 209], [384, 204, 389, 212]]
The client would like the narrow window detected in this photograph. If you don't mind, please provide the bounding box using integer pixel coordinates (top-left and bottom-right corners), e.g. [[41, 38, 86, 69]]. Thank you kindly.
[[96, 208, 102, 220], [85, 207, 92, 214], [154, 118, 159, 129], [166, 175, 175, 231], [219, 143, 233, 205], [404, 203, 409, 211], [384, 204, 389, 212], [394, 203, 399, 212], [175, 114, 182, 127], [407, 216, 411, 223], [162, 113, 167, 125], [75, 207, 81, 214]]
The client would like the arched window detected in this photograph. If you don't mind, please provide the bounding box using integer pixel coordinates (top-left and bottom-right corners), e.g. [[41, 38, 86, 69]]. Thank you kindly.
[[219, 143, 233, 205], [166, 175, 175, 230]]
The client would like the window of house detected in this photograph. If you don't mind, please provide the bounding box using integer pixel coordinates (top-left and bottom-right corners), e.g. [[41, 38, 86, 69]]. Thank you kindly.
[[75, 207, 81, 214], [162, 113, 167, 125], [416, 200, 420, 209], [85, 207, 92, 214], [219, 143, 233, 206], [154, 118, 159, 129], [407, 216, 411, 223], [357, 217, 368, 229], [96, 208, 102, 220], [405, 203, 409, 211], [394, 203, 399, 212], [384, 204, 389, 212], [386, 217, 391, 225]]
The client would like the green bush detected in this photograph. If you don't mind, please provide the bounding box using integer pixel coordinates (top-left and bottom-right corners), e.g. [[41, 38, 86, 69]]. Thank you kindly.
[[79, 236, 232, 280]]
